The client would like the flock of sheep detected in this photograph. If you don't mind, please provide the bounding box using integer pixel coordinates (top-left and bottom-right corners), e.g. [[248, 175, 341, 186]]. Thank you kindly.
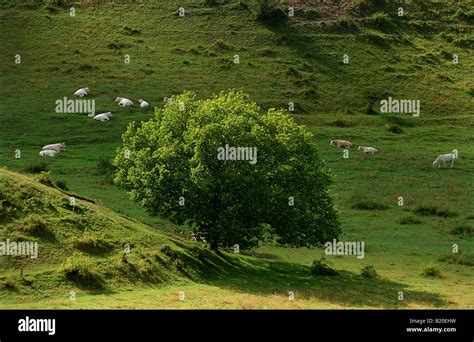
[[74, 87, 150, 122], [38, 88, 179, 156], [39, 142, 66, 157], [38, 88, 459, 168], [38, 87, 153, 155], [329, 139, 458, 167], [330, 139, 378, 154]]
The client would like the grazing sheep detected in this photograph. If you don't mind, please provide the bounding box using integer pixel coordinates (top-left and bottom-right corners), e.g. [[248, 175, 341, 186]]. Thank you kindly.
[[39, 149, 58, 157], [330, 139, 352, 149], [433, 153, 455, 168], [163, 97, 174, 103], [74, 87, 90, 97], [93, 112, 113, 122], [114, 97, 124, 103], [117, 98, 133, 107], [358, 146, 378, 154], [42, 142, 65, 152], [138, 99, 149, 108]]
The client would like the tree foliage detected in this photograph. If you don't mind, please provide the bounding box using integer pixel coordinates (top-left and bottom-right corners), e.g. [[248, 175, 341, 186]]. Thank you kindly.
[[114, 91, 340, 250]]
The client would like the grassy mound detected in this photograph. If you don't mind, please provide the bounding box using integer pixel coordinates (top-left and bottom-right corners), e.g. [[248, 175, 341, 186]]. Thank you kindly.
[[0, 168, 236, 294]]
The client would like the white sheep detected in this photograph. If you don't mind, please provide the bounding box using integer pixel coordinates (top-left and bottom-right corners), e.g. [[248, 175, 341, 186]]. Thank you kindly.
[[39, 149, 58, 157], [74, 87, 90, 97], [42, 142, 65, 152], [433, 153, 455, 168], [358, 146, 378, 154], [330, 139, 352, 148], [93, 112, 113, 122], [163, 97, 174, 103], [138, 99, 149, 108], [116, 97, 133, 107]]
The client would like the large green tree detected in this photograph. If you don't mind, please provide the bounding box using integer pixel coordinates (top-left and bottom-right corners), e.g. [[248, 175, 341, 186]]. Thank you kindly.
[[114, 91, 340, 251]]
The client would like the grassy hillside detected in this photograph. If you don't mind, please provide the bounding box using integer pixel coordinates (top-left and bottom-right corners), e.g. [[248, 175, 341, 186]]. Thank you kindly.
[[0, 168, 470, 309], [0, 0, 472, 229], [0, 0, 473, 308]]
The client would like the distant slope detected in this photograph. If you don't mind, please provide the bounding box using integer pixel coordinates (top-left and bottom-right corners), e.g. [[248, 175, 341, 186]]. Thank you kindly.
[[0, 0, 472, 225]]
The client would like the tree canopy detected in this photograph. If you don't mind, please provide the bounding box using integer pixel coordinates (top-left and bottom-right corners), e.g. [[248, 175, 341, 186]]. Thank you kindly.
[[114, 91, 340, 251]]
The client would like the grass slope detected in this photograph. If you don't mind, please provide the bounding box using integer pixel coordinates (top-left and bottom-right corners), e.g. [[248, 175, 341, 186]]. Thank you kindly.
[[0, 0, 473, 308], [0, 167, 457, 309]]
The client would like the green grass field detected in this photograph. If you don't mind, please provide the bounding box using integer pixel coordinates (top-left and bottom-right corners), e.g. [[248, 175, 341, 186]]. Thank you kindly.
[[0, 0, 473, 309]]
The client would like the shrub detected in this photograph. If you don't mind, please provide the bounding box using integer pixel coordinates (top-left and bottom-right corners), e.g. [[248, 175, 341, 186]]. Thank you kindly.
[[171, 47, 185, 54], [161, 245, 179, 260], [365, 103, 378, 115], [421, 265, 442, 278], [19, 214, 49, 236], [450, 224, 473, 237], [107, 42, 132, 50], [122, 26, 140, 35], [0, 189, 16, 221], [218, 57, 233, 69], [310, 257, 338, 276], [454, 8, 474, 21], [258, 48, 277, 57], [364, 30, 388, 45], [329, 120, 356, 128], [368, 12, 393, 31], [74, 235, 113, 254], [360, 265, 378, 279], [77, 64, 97, 72], [48, 0, 74, 8], [203, 0, 221, 7], [149, 251, 167, 266], [34, 171, 68, 191], [24, 162, 49, 174], [434, 207, 458, 218], [330, 16, 357, 31], [46, 5, 60, 13], [136, 258, 154, 275], [96, 157, 116, 174], [286, 66, 303, 79], [439, 252, 474, 266], [414, 206, 457, 218], [0, 276, 17, 291], [399, 216, 421, 225], [213, 39, 232, 51], [352, 201, 388, 211], [303, 9, 320, 21], [349, 0, 386, 15], [35, 171, 55, 188], [414, 206, 438, 216], [59, 256, 99, 284], [55, 179, 68, 191], [385, 124, 403, 134]]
